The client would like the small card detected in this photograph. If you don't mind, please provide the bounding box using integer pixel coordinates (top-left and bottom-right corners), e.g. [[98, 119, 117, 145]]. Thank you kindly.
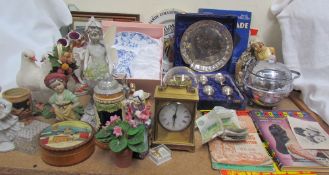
[[288, 116, 329, 150]]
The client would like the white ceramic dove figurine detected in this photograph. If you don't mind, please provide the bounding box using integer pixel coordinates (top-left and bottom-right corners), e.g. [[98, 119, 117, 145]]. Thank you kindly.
[[16, 49, 52, 103]]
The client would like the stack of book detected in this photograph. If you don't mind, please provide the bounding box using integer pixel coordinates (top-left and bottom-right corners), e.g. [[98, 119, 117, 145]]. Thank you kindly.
[[208, 110, 329, 174], [250, 110, 329, 173]]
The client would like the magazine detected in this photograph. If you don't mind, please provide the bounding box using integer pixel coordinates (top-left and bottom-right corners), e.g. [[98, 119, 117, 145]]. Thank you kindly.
[[250, 110, 329, 172], [220, 163, 317, 175], [288, 116, 329, 150], [209, 111, 273, 171]]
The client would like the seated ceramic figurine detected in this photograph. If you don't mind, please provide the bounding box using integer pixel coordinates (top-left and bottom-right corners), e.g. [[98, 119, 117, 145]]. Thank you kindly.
[[44, 73, 82, 121], [126, 90, 152, 126]]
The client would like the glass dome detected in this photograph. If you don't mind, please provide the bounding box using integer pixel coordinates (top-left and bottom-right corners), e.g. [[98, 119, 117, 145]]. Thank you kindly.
[[162, 66, 198, 89]]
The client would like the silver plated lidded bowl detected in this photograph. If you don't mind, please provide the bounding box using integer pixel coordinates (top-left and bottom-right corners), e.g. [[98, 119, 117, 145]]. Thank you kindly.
[[243, 58, 300, 107]]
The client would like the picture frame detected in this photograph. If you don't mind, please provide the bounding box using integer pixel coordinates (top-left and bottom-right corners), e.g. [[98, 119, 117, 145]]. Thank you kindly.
[[70, 11, 140, 33]]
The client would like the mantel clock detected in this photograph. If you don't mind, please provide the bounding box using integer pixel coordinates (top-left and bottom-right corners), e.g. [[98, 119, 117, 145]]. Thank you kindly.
[[152, 67, 199, 152]]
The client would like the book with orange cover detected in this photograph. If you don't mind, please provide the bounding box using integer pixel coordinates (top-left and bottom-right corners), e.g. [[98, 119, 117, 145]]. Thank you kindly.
[[209, 111, 274, 171]]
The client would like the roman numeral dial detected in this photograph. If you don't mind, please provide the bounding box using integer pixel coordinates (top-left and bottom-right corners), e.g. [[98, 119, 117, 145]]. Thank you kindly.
[[158, 102, 192, 131]]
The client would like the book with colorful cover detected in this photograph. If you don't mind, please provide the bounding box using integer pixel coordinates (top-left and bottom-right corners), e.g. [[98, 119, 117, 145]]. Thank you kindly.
[[250, 110, 329, 172], [220, 163, 317, 175], [209, 111, 274, 172]]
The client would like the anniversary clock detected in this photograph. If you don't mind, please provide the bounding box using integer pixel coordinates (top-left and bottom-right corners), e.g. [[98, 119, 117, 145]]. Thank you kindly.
[[153, 66, 199, 152]]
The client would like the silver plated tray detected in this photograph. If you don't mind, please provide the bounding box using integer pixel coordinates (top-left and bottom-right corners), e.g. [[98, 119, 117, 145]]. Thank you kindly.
[[180, 20, 233, 72]]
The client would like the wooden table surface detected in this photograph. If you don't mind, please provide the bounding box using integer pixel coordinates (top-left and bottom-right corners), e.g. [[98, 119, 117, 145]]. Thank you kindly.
[[0, 93, 326, 175]]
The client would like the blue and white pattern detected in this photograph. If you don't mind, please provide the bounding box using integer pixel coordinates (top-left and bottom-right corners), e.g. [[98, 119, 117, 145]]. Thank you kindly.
[[112, 32, 162, 79], [114, 32, 158, 51], [113, 49, 135, 77]]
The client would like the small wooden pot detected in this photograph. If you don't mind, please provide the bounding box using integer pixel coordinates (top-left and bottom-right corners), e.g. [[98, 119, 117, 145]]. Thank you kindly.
[[39, 121, 95, 166], [111, 149, 133, 168], [2, 88, 32, 119]]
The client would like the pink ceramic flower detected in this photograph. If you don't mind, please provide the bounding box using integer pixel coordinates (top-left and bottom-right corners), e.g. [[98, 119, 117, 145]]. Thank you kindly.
[[136, 107, 151, 122], [128, 120, 137, 128], [110, 115, 120, 124], [125, 109, 133, 121], [113, 126, 123, 137], [105, 120, 111, 126]]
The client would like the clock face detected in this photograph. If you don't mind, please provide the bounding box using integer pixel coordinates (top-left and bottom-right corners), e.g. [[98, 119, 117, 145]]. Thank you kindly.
[[158, 102, 192, 131]]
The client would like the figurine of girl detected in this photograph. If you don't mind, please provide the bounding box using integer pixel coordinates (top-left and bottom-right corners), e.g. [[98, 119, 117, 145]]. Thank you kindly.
[[44, 73, 82, 121]]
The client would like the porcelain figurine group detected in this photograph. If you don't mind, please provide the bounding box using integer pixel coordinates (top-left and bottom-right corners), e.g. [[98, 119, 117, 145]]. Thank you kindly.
[[14, 16, 151, 132], [39, 17, 113, 122]]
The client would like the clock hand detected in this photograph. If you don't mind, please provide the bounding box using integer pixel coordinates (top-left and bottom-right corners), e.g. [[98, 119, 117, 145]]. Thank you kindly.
[[172, 104, 178, 127]]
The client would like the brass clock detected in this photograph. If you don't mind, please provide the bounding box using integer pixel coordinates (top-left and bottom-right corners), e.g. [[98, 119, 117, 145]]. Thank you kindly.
[[152, 67, 199, 152]]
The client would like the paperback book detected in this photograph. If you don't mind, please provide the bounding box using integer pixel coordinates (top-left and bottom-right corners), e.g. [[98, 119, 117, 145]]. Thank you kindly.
[[209, 111, 274, 172], [250, 110, 329, 172]]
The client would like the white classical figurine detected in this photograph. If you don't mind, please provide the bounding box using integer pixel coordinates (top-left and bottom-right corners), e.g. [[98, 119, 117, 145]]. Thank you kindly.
[[83, 17, 110, 83], [0, 99, 22, 152]]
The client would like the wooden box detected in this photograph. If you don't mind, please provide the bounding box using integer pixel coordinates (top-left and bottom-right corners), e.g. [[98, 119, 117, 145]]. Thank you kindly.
[[39, 121, 95, 166]]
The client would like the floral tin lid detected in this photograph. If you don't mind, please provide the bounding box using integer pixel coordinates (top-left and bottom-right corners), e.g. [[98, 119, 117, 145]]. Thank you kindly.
[[39, 121, 94, 150]]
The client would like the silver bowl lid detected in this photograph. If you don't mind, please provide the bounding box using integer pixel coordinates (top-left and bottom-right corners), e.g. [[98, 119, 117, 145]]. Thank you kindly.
[[247, 59, 293, 81], [94, 75, 123, 95], [245, 57, 302, 92]]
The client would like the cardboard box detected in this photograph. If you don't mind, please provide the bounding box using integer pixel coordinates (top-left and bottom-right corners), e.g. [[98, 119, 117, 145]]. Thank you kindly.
[[101, 21, 164, 95]]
